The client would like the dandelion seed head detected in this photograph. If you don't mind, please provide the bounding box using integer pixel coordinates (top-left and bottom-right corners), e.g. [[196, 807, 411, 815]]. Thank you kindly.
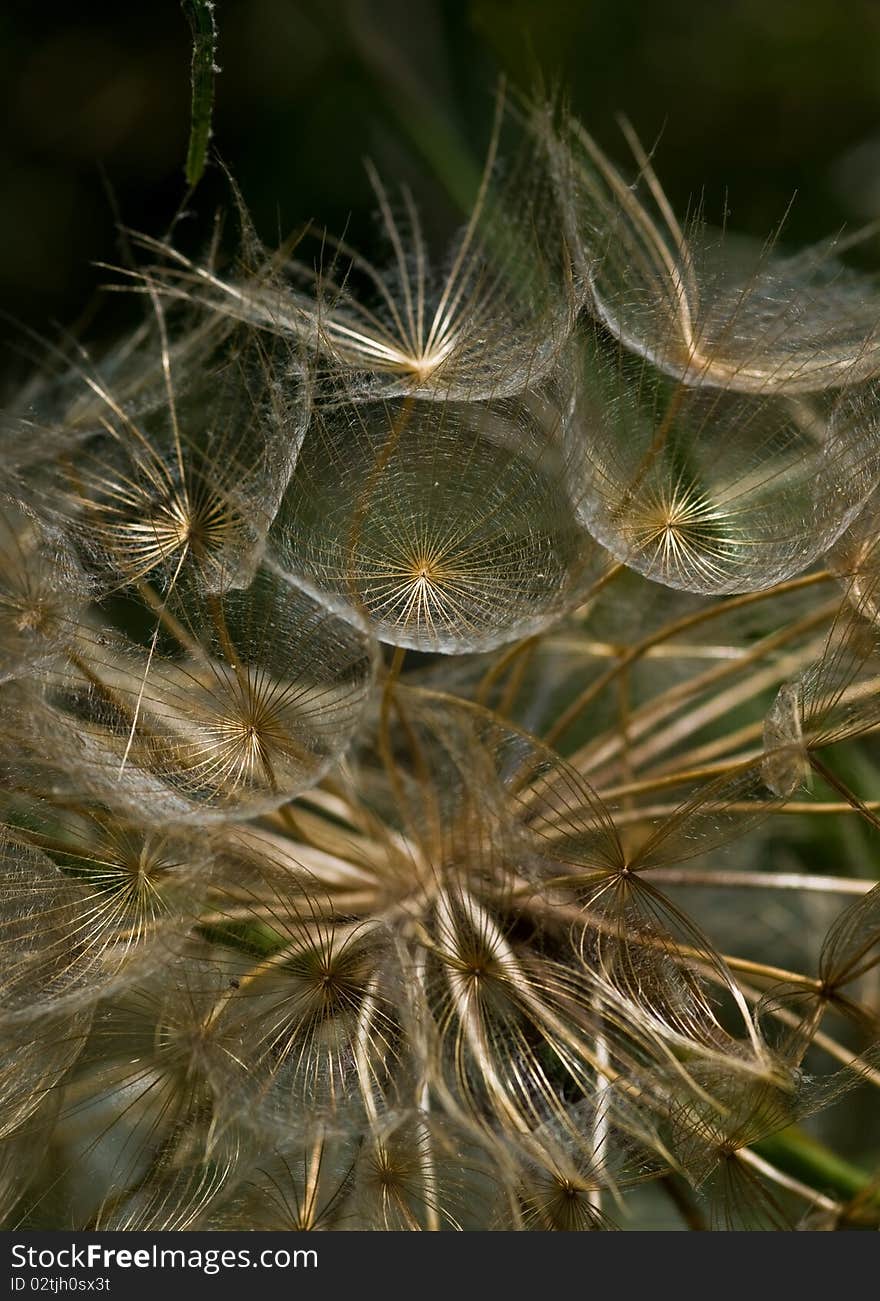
[[5, 92, 880, 1234]]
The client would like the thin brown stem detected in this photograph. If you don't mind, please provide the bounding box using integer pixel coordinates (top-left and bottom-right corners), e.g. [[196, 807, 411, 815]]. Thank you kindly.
[[544, 570, 831, 748]]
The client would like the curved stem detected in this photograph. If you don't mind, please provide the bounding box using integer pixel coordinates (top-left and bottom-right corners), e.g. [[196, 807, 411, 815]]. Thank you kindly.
[[544, 570, 831, 749]]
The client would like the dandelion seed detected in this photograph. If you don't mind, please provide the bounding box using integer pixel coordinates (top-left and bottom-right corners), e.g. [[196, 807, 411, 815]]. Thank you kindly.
[[138, 93, 580, 404], [8, 565, 376, 823], [545, 108, 880, 394], [567, 328, 880, 593], [276, 395, 597, 652]]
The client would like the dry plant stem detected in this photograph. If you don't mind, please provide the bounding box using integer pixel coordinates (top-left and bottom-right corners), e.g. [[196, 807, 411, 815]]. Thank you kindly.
[[473, 555, 625, 714], [63, 650, 167, 759], [265, 787, 416, 868], [522, 891, 830, 1000], [773, 799, 880, 815], [577, 606, 835, 777], [646, 869, 875, 895], [256, 807, 373, 867], [606, 795, 880, 827], [378, 644, 409, 813], [529, 892, 876, 1079], [599, 761, 762, 801], [497, 635, 537, 716], [717, 954, 823, 987], [614, 379, 690, 518], [659, 1173, 708, 1230], [119, 549, 191, 775], [275, 802, 309, 841], [416, 1086, 441, 1232], [648, 719, 767, 775], [809, 753, 880, 837], [345, 397, 415, 617], [659, 691, 880, 782], [641, 606, 837, 737], [709, 968, 880, 1089], [737, 1147, 841, 1216], [544, 570, 832, 749], [476, 634, 538, 707], [615, 663, 635, 791], [136, 579, 201, 654], [548, 637, 760, 662], [588, 994, 610, 1215]]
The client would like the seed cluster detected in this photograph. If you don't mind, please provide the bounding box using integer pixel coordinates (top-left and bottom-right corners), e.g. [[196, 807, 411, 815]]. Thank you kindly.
[[1, 98, 879, 1231]]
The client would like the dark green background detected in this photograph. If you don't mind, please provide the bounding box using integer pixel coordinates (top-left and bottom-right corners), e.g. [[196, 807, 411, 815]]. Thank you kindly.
[[3, 0, 880, 361]]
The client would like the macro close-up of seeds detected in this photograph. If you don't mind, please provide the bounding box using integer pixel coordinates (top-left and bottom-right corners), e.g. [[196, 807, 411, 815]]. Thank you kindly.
[[2, 0, 880, 1237]]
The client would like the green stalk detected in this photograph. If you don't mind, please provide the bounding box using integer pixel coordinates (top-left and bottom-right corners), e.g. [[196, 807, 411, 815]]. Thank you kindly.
[[755, 1126, 880, 1218], [181, 0, 218, 187]]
